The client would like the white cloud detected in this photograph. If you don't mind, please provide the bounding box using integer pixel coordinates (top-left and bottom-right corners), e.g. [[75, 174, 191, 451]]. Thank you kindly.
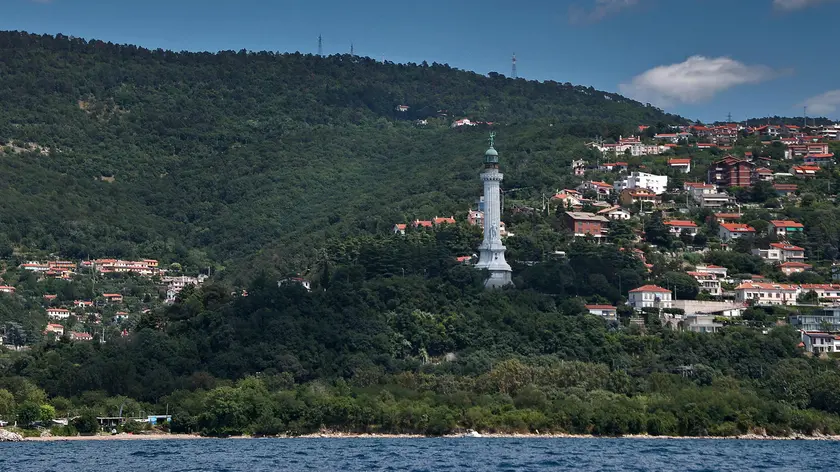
[[569, 0, 640, 24], [798, 90, 840, 115], [619, 56, 780, 107], [773, 0, 839, 10]]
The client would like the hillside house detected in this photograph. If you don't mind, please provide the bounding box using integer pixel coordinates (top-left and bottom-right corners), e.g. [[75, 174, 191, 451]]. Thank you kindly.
[[668, 158, 691, 173], [393, 224, 407, 235], [688, 271, 722, 297], [803, 154, 835, 166], [734, 282, 798, 305], [695, 265, 728, 279], [768, 220, 804, 238], [793, 306, 840, 331], [585, 305, 617, 320], [451, 118, 476, 128], [467, 209, 484, 228], [614, 172, 668, 195], [44, 323, 64, 337], [773, 183, 798, 197], [103, 293, 124, 303], [780, 261, 813, 276], [69, 332, 93, 342], [433, 216, 456, 225], [619, 189, 661, 208], [799, 284, 840, 302], [801, 332, 840, 354], [753, 167, 774, 182], [785, 143, 830, 159], [552, 189, 583, 209], [628, 285, 673, 310], [708, 155, 754, 188], [712, 213, 742, 225], [73, 300, 93, 309], [564, 212, 610, 240], [790, 165, 821, 177], [599, 162, 628, 172], [719, 223, 755, 242], [46, 308, 70, 320], [597, 206, 631, 220], [664, 220, 699, 236], [577, 181, 613, 197], [0, 286, 15, 294], [770, 242, 806, 262]]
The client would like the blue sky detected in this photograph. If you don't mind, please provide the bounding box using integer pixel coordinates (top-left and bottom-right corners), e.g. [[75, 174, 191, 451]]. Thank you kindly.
[[4, 0, 840, 123]]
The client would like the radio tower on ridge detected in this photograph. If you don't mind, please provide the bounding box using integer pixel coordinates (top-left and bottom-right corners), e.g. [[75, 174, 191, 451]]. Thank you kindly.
[[511, 53, 517, 79], [318, 34, 323, 56]]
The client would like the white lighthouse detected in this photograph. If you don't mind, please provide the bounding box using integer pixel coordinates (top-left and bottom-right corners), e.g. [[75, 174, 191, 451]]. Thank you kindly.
[[475, 133, 513, 288]]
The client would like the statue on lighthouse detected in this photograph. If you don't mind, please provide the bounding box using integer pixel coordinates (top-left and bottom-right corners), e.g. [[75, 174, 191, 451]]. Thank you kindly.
[[474, 132, 513, 288]]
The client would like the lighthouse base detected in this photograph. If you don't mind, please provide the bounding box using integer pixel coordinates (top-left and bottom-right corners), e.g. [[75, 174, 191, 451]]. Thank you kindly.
[[484, 269, 513, 289]]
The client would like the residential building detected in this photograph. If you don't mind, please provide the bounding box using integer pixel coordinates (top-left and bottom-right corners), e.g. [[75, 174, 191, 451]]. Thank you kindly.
[[585, 304, 617, 321], [768, 220, 804, 239], [597, 206, 631, 220], [433, 216, 456, 226], [571, 159, 587, 177], [792, 307, 840, 331], [773, 183, 798, 197], [594, 136, 666, 157], [20, 262, 49, 272], [785, 143, 830, 159], [577, 181, 614, 197], [708, 155, 754, 188], [801, 332, 840, 354], [668, 158, 692, 173], [695, 265, 728, 279], [719, 223, 755, 242], [803, 154, 835, 166], [94, 259, 158, 276], [0, 286, 15, 294], [799, 284, 840, 302], [628, 285, 673, 310], [552, 189, 583, 209], [696, 192, 734, 209], [753, 167, 774, 182], [69, 332, 93, 342], [103, 293, 124, 303], [790, 165, 821, 177], [780, 261, 813, 276], [614, 171, 668, 195], [816, 124, 840, 141], [44, 323, 64, 337], [664, 220, 699, 236], [619, 188, 661, 208], [654, 132, 692, 143], [734, 282, 798, 305], [278, 277, 312, 292], [683, 315, 724, 333], [467, 209, 484, 228], [671, 300, 743, 317], [712, 213, 741, 225], [751, 124, 784, 138], [46, 308, 71, 320], [687, 271, 722, 297], [451, 118, 476, 128], [564, 212, 610, 239], [599, 162, 628, 172], [73, 300, 93, 309], [393, 224, 407, 235], [770, 242, 806, 262]]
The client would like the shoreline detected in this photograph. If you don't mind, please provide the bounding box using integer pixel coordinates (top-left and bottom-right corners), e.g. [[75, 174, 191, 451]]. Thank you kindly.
[[14, 431, 840, 442]]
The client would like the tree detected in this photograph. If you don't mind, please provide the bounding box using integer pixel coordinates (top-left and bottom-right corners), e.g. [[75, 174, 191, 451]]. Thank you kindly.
[[71, 411, 100, 435], [660, 271, 700, 300], [16, 402, 41, 427]]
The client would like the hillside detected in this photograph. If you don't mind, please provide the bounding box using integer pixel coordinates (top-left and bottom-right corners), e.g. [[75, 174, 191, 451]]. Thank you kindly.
[[0, 31, 683, 274]]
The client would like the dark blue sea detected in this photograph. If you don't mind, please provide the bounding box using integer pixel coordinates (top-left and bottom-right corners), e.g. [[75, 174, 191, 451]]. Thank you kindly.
[[2, 437, 838, 471]]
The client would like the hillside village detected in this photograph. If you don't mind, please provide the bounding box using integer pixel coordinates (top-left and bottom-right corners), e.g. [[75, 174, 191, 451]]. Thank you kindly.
[[0, 257, 208, 348], [393, 121, 840, 352]]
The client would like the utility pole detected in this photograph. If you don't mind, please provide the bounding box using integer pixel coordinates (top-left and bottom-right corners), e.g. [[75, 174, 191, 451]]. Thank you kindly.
[[804, 106, 807, 128]]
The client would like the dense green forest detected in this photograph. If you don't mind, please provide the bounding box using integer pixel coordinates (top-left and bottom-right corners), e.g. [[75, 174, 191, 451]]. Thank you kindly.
[[2, 233, 840, 437], [0, 31, 683, 275]]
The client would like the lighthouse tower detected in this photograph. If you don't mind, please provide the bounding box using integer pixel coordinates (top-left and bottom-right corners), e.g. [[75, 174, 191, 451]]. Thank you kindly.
[[475, 133, 513, 288]]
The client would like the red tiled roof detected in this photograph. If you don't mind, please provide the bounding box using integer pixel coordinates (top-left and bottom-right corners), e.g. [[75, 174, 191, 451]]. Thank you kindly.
[[714, 213, 741, 219], [664, 220, 697, 227], [668, 158, 691, 165], [770, 243, 804, 251], [769, 220, 804, 228], [779, 262, 812, 268], [629, 284, 671, 293], [735, 282, 798, 291], [585, 304, 617, 310], [720, 223, 755, 233], [773, 184, 798, 191]]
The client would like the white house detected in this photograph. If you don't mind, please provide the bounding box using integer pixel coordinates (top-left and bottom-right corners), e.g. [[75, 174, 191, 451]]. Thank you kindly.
[[597, 206, 631, 220], [664, 220, 699, 236], [801, 332, 840, 354], [768, 220, 805, 239], [628, 285, 673, 310], [46, 308, 71, 320], [668, 158, 691, 173], [719, 223, 755, 242], [614, 172, 668, 195], [577, 181, 614, 197], [687, 271, 722, 297], [694, 265, 728, 279], [754, 243, 806, 263], [585, 304, 617, 321], [734, 282, 798, 305]]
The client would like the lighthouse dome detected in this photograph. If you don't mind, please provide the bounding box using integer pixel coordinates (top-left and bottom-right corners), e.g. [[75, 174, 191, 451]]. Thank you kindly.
[[484, 147, 498, 157]]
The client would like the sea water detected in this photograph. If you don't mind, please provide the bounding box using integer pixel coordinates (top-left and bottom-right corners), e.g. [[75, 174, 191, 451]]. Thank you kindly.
[[2, 437, 838, 471]]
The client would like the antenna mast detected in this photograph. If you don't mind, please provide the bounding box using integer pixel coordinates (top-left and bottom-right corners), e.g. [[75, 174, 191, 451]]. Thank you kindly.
[[511, 53, 517, 79], [727, 112, 732, 123], [318, 34, 323, 56], [804, 106, 808, 128], [350, 43, 354, 56]]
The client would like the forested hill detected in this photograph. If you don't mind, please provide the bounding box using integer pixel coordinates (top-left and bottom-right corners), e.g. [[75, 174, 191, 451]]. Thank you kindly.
[[0, 31, 683, 273]]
